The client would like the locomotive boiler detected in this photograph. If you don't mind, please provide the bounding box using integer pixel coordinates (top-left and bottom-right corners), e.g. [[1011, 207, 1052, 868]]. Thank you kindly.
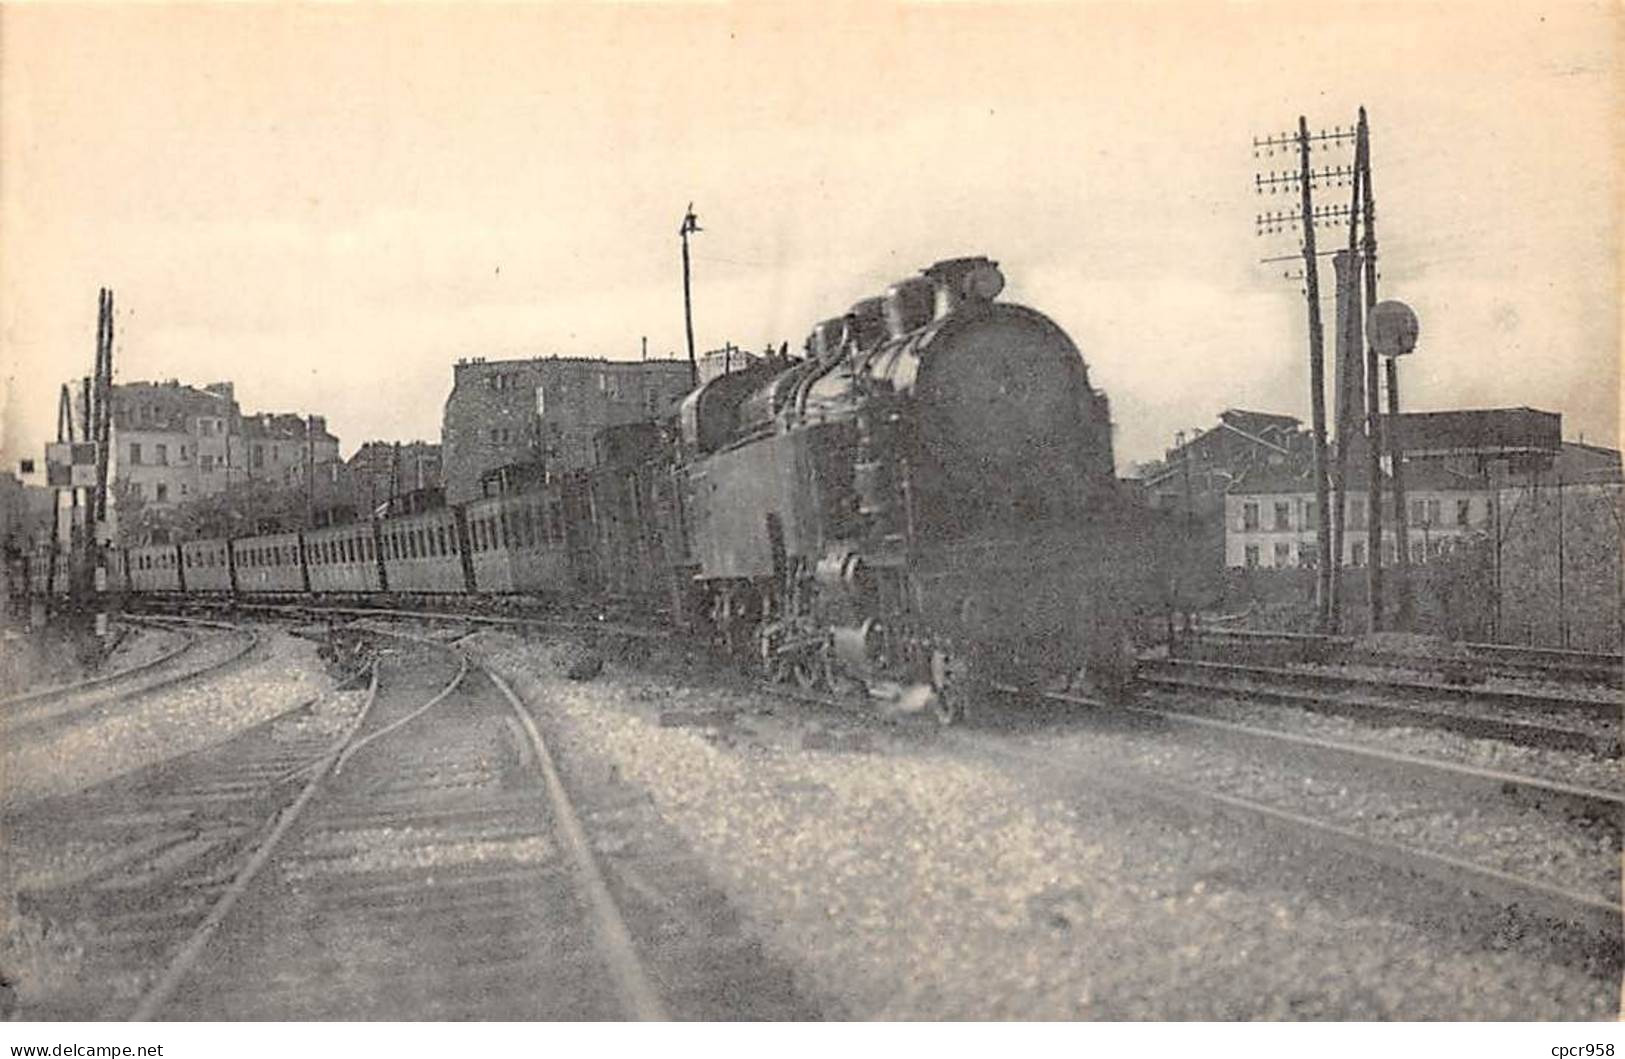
[[675, 256, 1158, 722]]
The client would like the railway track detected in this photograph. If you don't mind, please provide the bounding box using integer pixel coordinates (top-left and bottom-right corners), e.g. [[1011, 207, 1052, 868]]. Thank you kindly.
[[5, 616, 808, 1019], [1007, 685, 1622, 940], [0, 618, 262, 738], [0, 619, 195, 711], [1138, 657, 1621, 758], [1184, 626, 1624, 689]]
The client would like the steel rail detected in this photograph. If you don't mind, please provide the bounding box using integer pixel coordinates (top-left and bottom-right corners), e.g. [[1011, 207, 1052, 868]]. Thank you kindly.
[[1046, 688, 1625, 825], [1139, 660, 1618, 758], [0, 624, 263, 736], [0, 618, 197, 710], [1187, 626, 1623, 686], [969, 735, 1623, 939], [273, 613, 668, 1019], [480, 661, 669, 1020], [131, 661, 384, 1021], [1151, 656, 1618, 716]]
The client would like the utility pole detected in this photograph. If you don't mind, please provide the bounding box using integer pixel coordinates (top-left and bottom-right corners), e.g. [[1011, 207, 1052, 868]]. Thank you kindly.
[[92, 289, 114, 640], [680, 204, 701, 389], [1253, 120, 1356, 632], [1387, 355, 1412, 628], [47, 384, 76, 599], [1357, 109, 1384, 631], [1328, 249, 1357, 628], [304, 416, 315, 529], [1296, 117, 1334, 631]]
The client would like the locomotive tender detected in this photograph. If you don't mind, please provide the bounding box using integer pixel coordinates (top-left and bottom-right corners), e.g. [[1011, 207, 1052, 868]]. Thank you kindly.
[[29, 256, 1160, 724]]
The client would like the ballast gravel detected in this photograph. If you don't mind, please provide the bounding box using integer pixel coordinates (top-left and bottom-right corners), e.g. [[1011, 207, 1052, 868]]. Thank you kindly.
[[467, 631, 1617, 1020], [0, 627, 332, 808]]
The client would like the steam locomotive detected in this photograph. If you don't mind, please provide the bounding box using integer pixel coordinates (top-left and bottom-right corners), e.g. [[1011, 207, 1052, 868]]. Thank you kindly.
[[24, 256, 1163, 723], [676, 256, 1158, 721]]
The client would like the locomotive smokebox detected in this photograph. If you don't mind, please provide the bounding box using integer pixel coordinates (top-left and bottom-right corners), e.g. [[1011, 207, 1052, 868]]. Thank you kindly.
[[923, 256, 1004, 318]]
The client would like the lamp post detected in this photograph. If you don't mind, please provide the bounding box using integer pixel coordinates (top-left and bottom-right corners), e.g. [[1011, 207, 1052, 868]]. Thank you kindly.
[[680, 205, 702, 389], [1369, 299, 1419, 631]]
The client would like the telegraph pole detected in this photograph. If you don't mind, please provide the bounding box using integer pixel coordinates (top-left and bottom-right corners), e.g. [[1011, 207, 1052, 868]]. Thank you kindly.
[[92, 289, 114, 640], [1355, 110, 1413, 631], [1254, 120, 1356, 632], [1357, 111, 1385, 631], [1296, 117, 1334, 631], [680, 204, 701, 389]]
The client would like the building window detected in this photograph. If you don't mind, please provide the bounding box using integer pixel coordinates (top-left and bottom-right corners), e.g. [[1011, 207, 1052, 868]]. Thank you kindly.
[[156, 483, 169, 503], [201, 454, 215, 472], [1273, 541, 1291, 567], [252, 444, 264, 469], [179, 445, 188, 463], [155, 443, 167, 465], [1273, 501, 1291, 531], [1299, 541, 1319, 569], [1303, 499, 1317, 529], [1456, 498, 1472, 526], [129, 442, 142, 465], [1352, 541, 1366, 567], [1425, 499, 1440, 525], [1348, 497, 1365, 527], [1242, 502, 1259, 531], [1244, 544, 1260, 568], [1410, 498, 1425, 525], [1384, 540, 1397, 565], [1410, 540, 1425, 564]]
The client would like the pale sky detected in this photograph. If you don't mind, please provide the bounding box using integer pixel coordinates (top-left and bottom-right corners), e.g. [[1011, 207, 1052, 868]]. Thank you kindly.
[[2, 3, 1619, 476]]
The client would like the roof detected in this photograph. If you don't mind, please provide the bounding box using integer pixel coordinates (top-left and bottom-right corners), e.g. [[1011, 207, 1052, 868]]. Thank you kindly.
[[242, 413, 338, 443], [1384, 407, 1560, 456], [1229, 452, 1491, 496], [1220, 409, 1301, 433], [112, 381, 235, 431]]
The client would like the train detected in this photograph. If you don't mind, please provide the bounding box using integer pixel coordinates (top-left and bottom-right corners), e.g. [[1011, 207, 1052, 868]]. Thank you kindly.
[[21, 256, 1167, 723]]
